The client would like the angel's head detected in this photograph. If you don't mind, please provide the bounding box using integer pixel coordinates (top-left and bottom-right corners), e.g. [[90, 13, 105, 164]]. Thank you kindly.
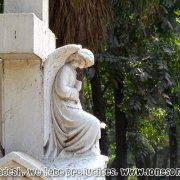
[[67, 49, 94, 69]]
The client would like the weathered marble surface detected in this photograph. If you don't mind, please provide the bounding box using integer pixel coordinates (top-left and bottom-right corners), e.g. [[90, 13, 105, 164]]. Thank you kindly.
[[0, 152, 49, 179], [4, 0, 49, 27], [46, 154, 108, 180], [0, 13, 55, 60], [44, 45, 101, 160], [2, 60, 44, 159], [0, 0, 55, 160], [0, 152, 108, 180]]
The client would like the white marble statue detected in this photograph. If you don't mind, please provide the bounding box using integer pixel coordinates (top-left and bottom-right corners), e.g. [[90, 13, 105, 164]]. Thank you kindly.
[[44, 45, 101, 160]]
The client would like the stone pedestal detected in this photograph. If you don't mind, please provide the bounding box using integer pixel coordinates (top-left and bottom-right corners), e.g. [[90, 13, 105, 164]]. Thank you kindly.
[[0, 1, 55, 160], [46, 154, 108, 180], [0, 152, 108, 179], [0, 152, 49, 179]]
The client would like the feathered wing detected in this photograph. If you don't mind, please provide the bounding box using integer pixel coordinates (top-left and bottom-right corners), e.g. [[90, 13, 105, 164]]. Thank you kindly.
[[43, 44, 82, 147]]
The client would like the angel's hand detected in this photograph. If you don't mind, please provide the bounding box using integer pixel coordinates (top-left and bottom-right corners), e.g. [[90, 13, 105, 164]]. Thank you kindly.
[[75, 80, 82, 91]]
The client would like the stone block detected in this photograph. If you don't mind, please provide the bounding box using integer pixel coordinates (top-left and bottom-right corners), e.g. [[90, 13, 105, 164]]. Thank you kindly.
[[0, 13, 56, 160], [4, 0, 49, 27], [0, 13, 55, 61], [0, 151, 48, 179], [2, 60, 44, 160]]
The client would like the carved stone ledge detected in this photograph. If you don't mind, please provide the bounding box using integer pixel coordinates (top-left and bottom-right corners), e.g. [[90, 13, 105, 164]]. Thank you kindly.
[[0, 152, 108, 180]]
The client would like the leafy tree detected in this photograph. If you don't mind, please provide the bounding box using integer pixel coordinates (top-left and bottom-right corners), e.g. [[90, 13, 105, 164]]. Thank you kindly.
[[97, 1, 179, 179], [103, 1, 163, 179], [156, 0, 180, 171]]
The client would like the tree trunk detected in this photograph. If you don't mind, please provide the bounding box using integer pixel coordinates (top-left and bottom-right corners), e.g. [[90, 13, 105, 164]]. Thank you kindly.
[[135, 155, 147, 180], [114, 82, 127, 179], [161, 147, 169, 169], [90, 62, 108, 155], [152, 148, 157, 169], [135, 154, 154, 180], [169, 126, 177, 180], [144, 155, 153, 180], [0, 0, 3, 13]]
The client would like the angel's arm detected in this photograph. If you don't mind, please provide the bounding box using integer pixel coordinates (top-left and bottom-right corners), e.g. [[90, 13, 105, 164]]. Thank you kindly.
[[55, 65, 79, 101]]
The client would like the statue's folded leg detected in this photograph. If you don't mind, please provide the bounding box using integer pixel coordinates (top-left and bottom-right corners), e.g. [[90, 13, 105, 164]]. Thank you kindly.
[[53, 107, 101, 155]]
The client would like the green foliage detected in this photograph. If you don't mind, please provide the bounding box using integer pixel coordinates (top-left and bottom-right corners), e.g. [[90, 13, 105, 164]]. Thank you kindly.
[[127, 131, 155, 157], [83, 75, 93, 113], [122, 37, 174, 116], [128, 176, 137, 180], [166, 36, 180, 128], [84, 0, 180, 168], [102, 0, 180, 120], [94, 0, 179, 167], [138, 108, 168, 149], [126, 107, 168, 159]]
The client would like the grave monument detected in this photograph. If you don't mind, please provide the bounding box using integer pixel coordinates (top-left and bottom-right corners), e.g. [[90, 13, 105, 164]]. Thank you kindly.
[[0, 0, 108, 179]]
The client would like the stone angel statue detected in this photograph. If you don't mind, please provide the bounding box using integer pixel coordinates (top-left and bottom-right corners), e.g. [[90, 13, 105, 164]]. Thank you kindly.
[[43, 45, 101, 160]]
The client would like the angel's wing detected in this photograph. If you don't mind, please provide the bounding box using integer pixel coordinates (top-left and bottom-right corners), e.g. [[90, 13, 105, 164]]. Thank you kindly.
[[43, 44, 82, 146]]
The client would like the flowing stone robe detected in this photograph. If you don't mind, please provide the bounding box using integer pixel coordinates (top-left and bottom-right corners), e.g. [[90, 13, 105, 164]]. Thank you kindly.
[[45, 63, 101, 159]]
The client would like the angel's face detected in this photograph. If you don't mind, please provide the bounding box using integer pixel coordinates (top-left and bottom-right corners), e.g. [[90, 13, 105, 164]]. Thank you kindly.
[[70, 59, 85, 69]]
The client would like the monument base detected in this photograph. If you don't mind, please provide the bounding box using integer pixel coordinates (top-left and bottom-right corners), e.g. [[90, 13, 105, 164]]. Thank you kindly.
[[0, 152, 108, 180], [45, 154, 108, 180]]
